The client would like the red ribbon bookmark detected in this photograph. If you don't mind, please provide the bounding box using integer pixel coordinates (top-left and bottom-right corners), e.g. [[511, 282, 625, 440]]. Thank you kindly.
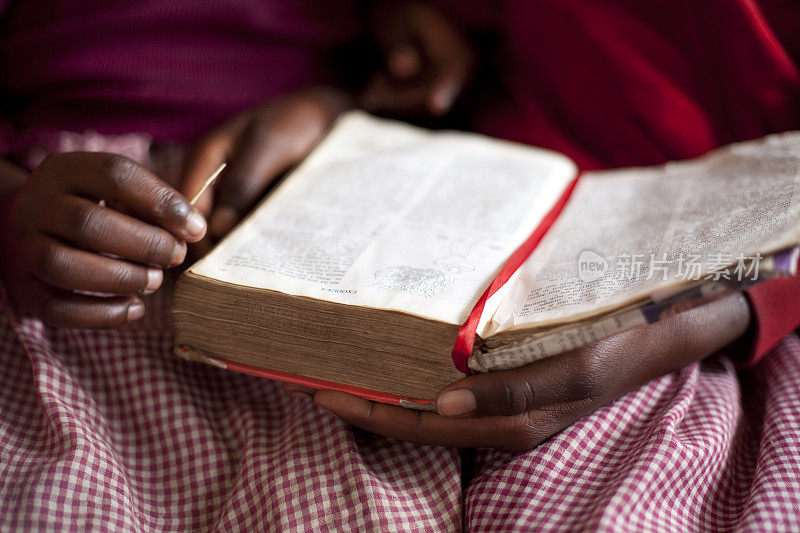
[[451, 177, 580, 373]]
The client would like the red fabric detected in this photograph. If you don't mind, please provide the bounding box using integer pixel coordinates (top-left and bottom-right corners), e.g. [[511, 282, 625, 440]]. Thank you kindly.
[[745, 277, 800, 364], [467, 0, 800, 169], [445, 0, 800, 364]]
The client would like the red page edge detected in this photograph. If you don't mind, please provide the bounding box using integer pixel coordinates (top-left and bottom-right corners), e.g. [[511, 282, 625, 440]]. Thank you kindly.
[[450, 176, 580, 373], [175, 346, 435, 408]]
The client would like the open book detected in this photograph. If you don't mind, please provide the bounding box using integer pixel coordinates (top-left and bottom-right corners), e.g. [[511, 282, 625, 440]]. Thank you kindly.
[[172, 111, 800, 408]]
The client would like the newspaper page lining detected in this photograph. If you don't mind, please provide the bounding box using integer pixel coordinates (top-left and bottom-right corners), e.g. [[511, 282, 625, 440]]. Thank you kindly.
[[190, 111, 577, 326], [471, 246, 799, 372], [481, 132, 800, 338]]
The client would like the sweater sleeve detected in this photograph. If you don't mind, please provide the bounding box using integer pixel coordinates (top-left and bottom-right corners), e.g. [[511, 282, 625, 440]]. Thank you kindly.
[[742, 273, 800, 365]]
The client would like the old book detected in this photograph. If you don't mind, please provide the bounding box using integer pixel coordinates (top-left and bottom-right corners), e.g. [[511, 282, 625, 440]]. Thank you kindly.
[[172, 111, 800, 408]]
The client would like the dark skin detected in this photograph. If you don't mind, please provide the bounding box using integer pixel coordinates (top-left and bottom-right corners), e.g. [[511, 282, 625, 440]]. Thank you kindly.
[[360, 0, 474, 117], [0, 153, 207, 327], [0, 0, 755, 451], [0, 90, 345, 326], [286, 294, 751, 451]]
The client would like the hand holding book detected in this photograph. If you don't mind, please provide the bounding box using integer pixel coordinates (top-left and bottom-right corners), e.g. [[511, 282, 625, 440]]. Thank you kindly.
[[179, 87, 353, 251], [173, 113, 800, 413], [304, 293, 751, 450]]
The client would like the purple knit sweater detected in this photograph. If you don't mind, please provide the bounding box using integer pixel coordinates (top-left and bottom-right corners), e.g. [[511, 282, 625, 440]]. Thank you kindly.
[[0, 0, 359, 158]]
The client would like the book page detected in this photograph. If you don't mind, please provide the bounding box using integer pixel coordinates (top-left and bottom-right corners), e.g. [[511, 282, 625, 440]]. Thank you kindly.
[[191, 111, 576, 325], [481, 132, 800, 336]]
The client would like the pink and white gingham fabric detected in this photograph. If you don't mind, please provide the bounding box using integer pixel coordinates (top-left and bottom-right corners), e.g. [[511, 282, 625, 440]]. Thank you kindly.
[[1, 280, 800, 531]]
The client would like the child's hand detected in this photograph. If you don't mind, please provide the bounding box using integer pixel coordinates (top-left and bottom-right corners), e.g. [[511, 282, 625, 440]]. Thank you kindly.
[[180, 87, 352, 247], [0, 152, 207, 328], [361, 0, 473, 117], [296, 294, 752, 451]]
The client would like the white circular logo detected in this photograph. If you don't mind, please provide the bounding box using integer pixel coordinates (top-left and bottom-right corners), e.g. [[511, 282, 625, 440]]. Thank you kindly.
[[577, 250, 608, 282]]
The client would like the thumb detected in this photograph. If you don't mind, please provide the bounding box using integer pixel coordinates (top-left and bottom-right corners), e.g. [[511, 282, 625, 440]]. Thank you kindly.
[[435, 293, 753, 418], [435, 352, 584, 418]]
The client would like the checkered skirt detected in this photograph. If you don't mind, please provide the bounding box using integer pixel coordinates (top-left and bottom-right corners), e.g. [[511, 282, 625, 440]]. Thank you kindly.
[[1, 282, 799, 532]]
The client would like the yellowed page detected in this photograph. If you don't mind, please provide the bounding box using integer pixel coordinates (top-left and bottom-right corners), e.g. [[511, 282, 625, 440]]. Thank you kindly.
[[191, 111, 577, 325], [481, 132, 800, 337]]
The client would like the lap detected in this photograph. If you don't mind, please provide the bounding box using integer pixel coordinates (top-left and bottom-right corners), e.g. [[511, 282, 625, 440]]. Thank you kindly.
[[0, 286, 461, 531], [467, 336, 800, 532], [2, 283, 798, 532]]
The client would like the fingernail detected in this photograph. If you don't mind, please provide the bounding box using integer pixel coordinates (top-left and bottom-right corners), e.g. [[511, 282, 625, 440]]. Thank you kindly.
[[141, 268, 163, 295], [171, 241, 187, 267], [437, 389, 476, 417], [185, 211, 207, 239], [431, 81, 460, 116], [127, 301, 145, 321], [288, 391, 312, 400], [209, 207, 238, 238]]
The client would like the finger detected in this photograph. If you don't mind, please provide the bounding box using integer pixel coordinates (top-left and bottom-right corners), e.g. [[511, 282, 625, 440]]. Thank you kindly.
[[361, 67, 466, 117], [406, 4, 472, 115], [315, 390, 574, 451], [437, 293, 752, 418], [24, 236, 163, 295], [181, 127, 238, 216], [209, 120, 302, 237], [20, 279, 145, 328], [427, 65, 469, 116], [360, 73, 438, 115], [370, 3, 421, 76], [41, 195, 186, 268], [39, 152, 206, 241]]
